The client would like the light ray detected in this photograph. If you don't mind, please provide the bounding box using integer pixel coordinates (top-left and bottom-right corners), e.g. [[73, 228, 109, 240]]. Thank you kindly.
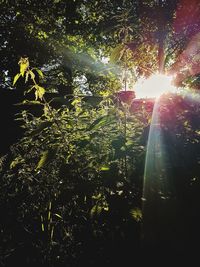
[[141, 98, 176, 249]]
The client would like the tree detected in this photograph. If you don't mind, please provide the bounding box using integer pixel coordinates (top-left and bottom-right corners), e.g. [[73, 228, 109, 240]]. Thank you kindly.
[[0, 0, 200, 266], [1, 0, 199, 93]]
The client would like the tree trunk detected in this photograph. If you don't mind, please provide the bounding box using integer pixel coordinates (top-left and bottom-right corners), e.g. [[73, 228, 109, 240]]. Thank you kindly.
[[158, 0, 165, 74], [158, 36, 165, 73]]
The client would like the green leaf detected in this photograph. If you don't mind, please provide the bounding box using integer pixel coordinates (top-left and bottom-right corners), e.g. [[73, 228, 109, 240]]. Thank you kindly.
[[36, 148, 57, 170], [71, 97, 81, 106], [110, 44, 125, 63], [35, 85, 45, 100], [13, 73, 21, 86], [90, 205, 102, 217], [88, 115, 115, 131], [36, 151, 49, 170], [31, 121, 53, 136], [26, 85, 35, 94], [29, 70, 35, 80], [54, 213, 62, 219], [10, 156, 25, 169], [82, 96, 103, 107], [104, 206, 109, 211], [18, 57, 29, 77], [130, 208, 142, 222], [43, 104, 49, 117], [100, 166, 110, 171], [25, 71, 29, 83], [35, 68, 44, 78], [35, 90, 39, 100], [14, 100, 43, 106], [92, 193, 101, 200]]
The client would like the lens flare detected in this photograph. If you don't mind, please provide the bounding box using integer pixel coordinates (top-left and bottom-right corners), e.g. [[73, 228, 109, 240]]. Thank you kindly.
[[134, 74, 176, 99], [141, 98, 177, 250]]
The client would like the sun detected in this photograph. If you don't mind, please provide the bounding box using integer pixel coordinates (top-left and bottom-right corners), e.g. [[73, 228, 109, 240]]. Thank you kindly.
[[134, 73, 176, 99]]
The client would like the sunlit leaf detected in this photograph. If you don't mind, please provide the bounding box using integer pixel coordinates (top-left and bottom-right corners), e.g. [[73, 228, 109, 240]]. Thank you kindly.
[[35, 85, 45, 100], [36, 151, 49, 169], [26, 85, 35, 94], [88, 115, 115, 131], [43, 104, 49, 117], [25, 71, 29, 83], [10, 156, 25, 169], [110, 44, 125, 63], [36, 148, 57, 170], [92, 193, 101, 200], [13, 73, 21, 86], [35, 68, 44, 78], [71, 97, 81, 106], [54, 213, 62, 219], [31, 121, 53, 136], [100, 166, 110, 171], [18, 57, 29, 77], [90, 205, 102, 217], [130, 208, 142, 222], [195, 130, 200, 136], [29, 70, 35, 80], [14, 100, 43, 106], [35, 90, 39, 100], [41, 215, 45, 232]]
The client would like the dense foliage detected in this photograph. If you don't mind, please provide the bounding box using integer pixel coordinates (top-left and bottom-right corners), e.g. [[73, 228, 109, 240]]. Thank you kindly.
[[0, 0, 200, 266], [0, 58, 147, 266]]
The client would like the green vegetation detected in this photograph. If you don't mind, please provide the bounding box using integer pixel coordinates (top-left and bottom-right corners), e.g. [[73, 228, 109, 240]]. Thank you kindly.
[[0, 0, 200, 266]]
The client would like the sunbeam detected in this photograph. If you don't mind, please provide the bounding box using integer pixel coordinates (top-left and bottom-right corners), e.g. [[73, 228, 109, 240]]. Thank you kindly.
[[141, 97, 177, 251]]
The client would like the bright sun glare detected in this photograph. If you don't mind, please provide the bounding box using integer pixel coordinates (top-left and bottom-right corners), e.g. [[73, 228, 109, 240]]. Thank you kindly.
[[134, 73, 176, 99]]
